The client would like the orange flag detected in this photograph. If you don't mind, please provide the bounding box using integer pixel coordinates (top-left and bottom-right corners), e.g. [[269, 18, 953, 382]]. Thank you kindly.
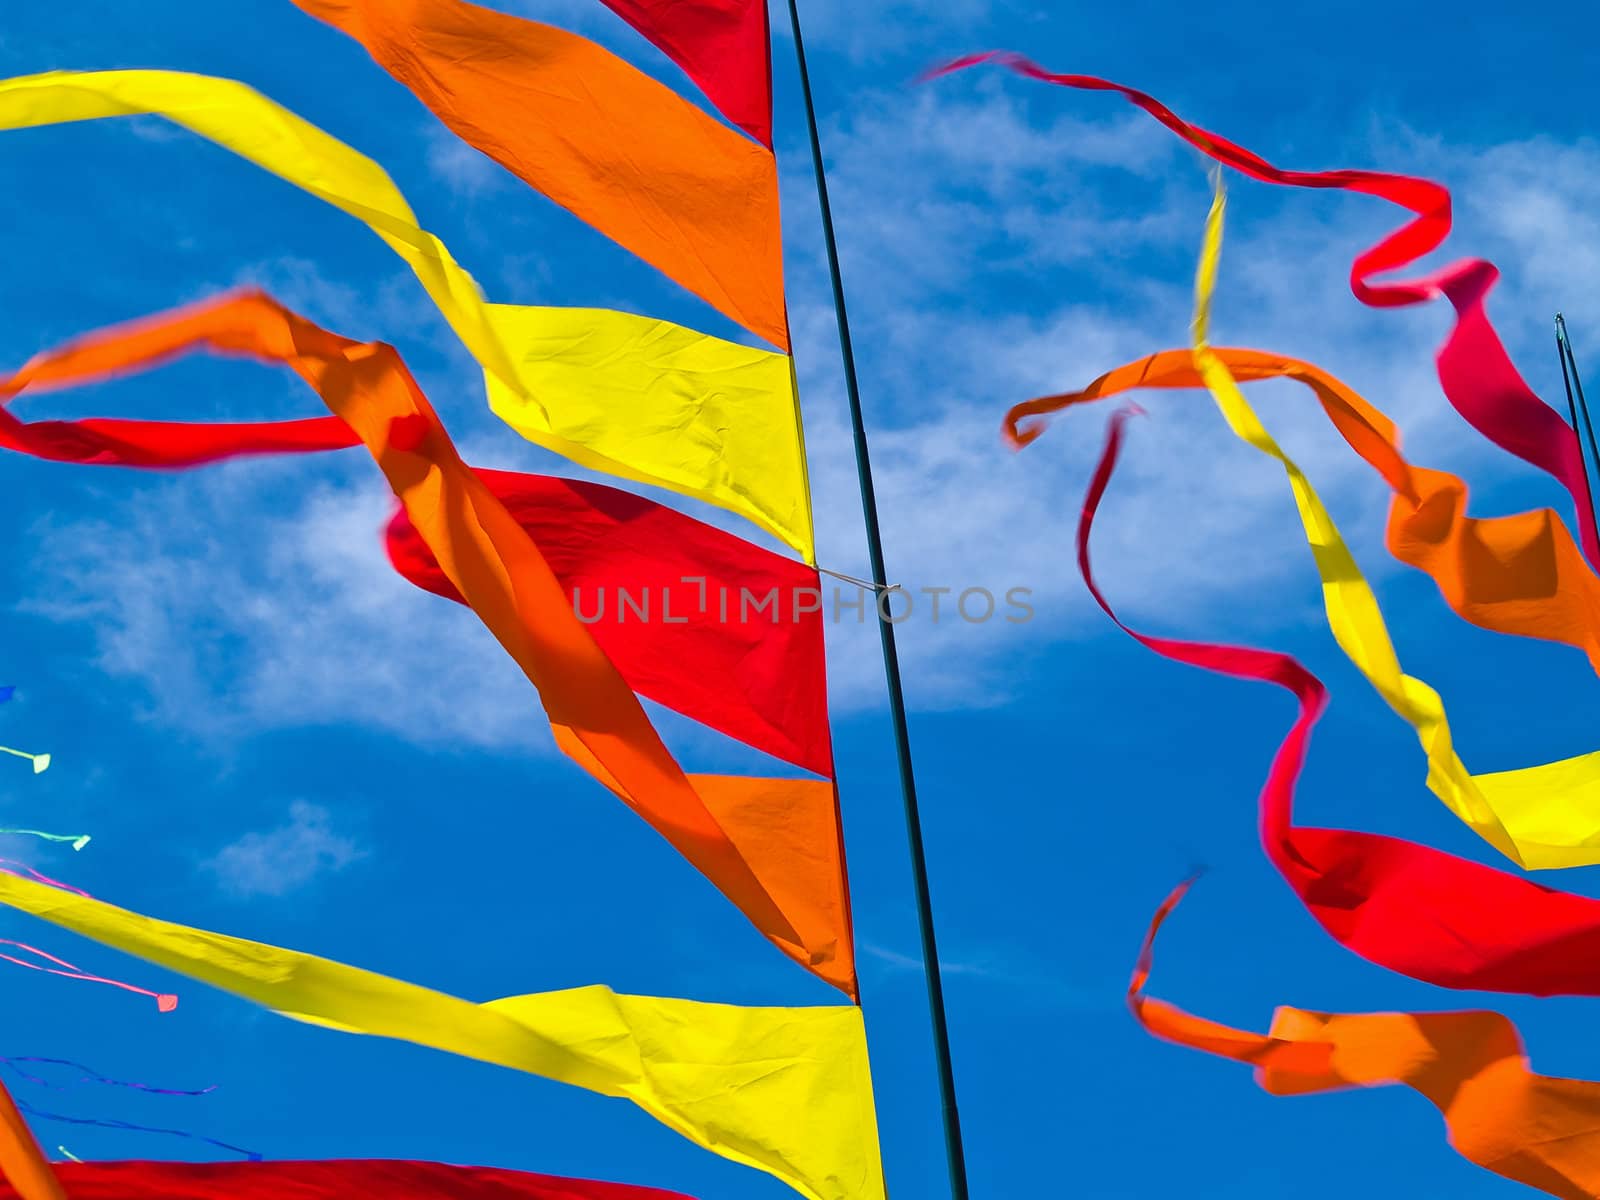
[[290, 0, 789, 350], [1, 290, 853, 996], [1009, 347, 1600, 674], [1133, 879, 1600, 1199], [0, 1078, 61, 1200]]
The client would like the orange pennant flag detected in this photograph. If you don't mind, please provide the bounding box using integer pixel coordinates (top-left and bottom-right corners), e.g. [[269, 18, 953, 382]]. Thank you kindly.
[[1133, 879, 1600, 1199], [290, 0, 789, 349]]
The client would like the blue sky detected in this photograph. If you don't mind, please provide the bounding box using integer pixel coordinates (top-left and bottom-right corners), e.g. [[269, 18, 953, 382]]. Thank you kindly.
[[2, 1, 1600, 1197]]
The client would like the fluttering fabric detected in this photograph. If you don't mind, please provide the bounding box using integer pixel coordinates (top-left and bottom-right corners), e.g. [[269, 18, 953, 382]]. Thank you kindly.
[[0, 71, 812, 559], [0, 871, 884, 1200], [387, 468, 832, 777], [0, 1160, 696, 1199], [592, 0, 772, 145], [1012, 353, 1600, 671], [931, 53, 1600, 568], [1, 297, 829, 777], [289, 0, 788, 350], [478, 305, 812, 559], [0, 1077, 59, 1200], [1078, 400, 1600, 996], [1042, 185, 1600, 995], [0, 289, 853, 994], [1133, 879, 1600, 1200], [1011, 186, 1600, 870]]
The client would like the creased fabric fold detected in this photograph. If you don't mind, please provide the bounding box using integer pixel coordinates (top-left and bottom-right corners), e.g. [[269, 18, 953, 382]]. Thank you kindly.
[[0, 69, 812, 558], [1132, 879, 1600, 1200]]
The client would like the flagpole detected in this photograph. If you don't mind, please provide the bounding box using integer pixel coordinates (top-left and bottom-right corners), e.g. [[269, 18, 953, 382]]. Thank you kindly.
[[1558, 315, 1600, 532], [781, 6, 970, 1199]]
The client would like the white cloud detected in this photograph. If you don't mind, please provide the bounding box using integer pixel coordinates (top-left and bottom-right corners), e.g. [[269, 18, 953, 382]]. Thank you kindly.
[[21, 457, 551, 753], [422, 123, 509, 198], [204, 800, 362, 898]]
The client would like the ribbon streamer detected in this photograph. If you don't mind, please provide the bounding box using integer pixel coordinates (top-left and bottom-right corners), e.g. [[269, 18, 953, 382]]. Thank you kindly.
[[0, 870, 884, 1200], [0, 288, 853, 995], [0, 941, 174, 1013], [591, 0, 773, 145], [1133, 879, 1600, 1199], [0, 1077, 61, 1200], [1039, 182, 1600, 996], [11, 1102, 258, 1162], [0, 1160, 698, 1199], [0, 71, 812, 558], [288, 0, 787, 348], [931, 53, 1600, 569], [1009, 182, 1600, 870], [1078, 401, 1600, 996]]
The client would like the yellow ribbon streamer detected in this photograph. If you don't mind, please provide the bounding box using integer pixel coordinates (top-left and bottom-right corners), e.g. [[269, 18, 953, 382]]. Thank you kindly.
[[0, 871, 883, 1200], [1190, 174, 1600, 869], [0, 70, 814, 560]]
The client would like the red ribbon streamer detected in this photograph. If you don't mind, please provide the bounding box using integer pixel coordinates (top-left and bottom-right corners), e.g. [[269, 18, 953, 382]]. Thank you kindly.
[[929, 54, 1600, 568], [0, 1160, 695, 1199], [1082, 406, 1600, 997]]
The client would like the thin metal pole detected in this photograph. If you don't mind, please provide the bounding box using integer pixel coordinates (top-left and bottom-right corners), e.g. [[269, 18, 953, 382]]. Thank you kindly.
[[781, 6, 970, 1199], [1558, 315, 1600, 526]]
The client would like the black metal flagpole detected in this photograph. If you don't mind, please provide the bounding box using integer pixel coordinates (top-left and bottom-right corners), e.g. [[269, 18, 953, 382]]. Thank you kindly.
[[1557, 315, 1600, 534], [781, 6, 970, 1200]]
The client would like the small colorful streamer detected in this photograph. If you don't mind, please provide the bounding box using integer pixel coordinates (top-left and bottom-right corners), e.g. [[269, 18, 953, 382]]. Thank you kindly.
[[0, 1059, 212, 1097], [13, 1100, 258, 1161], [0, 941, 174, 1013]]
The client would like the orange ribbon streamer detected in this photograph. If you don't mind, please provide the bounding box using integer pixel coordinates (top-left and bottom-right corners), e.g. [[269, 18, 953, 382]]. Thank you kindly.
[[290, 0, 789, 350], [2, 290, 853, 997], [1009, 348, 1600, 672], [1133, 879, 1600, 1199], [0, 1077, 61, 1200]]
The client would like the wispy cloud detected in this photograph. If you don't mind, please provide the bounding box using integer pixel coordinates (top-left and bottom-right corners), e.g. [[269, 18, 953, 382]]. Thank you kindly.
[[21, 459, 550, 753], [204, 799, 363, 898], [422, 123, 508, 198]]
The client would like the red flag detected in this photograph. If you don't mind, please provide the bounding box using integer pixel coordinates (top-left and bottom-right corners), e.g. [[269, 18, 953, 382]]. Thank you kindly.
[[596, 0, 773, 146]]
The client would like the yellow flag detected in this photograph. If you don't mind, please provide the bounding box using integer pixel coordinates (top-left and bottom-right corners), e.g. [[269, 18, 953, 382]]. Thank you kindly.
[[0, 69, 814, 560], [0, 871, 883, 1200]]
